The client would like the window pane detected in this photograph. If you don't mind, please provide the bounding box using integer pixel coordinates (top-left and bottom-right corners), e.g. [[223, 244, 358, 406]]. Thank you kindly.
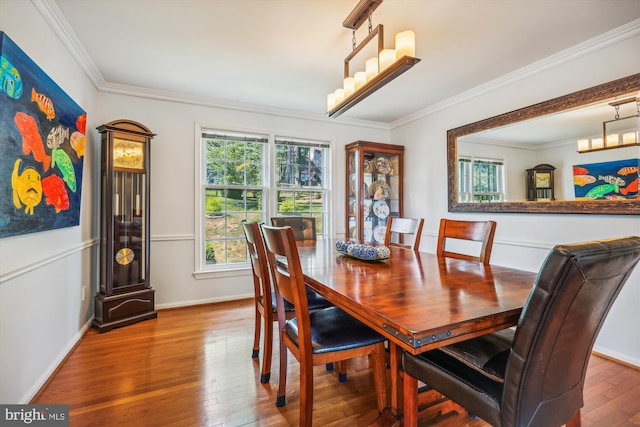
[[311, 191, 324, 212], [246, 190, 263, 212], [227, 213, 246, 238], [227, 239, 248, 263], [206, 240, 225, 264]]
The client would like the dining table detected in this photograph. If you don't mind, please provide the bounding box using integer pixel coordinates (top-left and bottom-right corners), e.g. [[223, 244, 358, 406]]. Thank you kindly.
[[293, 239, 538, 426]]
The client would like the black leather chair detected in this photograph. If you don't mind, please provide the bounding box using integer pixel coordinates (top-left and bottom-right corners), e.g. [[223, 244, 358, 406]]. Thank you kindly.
[[261, 224, 388, 427], [402, 236, 640, 427]]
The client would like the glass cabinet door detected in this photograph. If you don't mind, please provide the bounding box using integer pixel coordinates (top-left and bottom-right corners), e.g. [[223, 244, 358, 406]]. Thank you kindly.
[[345, 141, 404, 244]]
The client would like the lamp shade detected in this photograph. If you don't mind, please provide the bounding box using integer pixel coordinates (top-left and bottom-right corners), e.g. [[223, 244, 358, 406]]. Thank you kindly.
[[606, 134, 620, 147], [395, 30, 415, 59], [623, 131, 638, 145], [577, 139, 590, 152], [354, 71, 366, 90], [334, 88, 345, 104], [343, 77, 355, 97], [327, 93, 336, 111], [365, 57, 379, 81], [591, 138, 604, 149], [379, 49, 396, 72]]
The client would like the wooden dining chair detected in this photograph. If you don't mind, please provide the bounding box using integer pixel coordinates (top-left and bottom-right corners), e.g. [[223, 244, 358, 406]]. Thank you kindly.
[[261, 224, 388, 427], [270, 216, 317, 241], [241, 221, 332, 384], [383, 216, 424, 251], [402, 236, 640, 427], [436, 218, 497, 263]]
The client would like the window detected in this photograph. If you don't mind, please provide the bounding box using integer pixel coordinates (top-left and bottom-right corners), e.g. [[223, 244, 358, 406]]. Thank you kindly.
[[195, 127, 331, 274], [458, 156, 505, 202], [274, 138, 330, 238]]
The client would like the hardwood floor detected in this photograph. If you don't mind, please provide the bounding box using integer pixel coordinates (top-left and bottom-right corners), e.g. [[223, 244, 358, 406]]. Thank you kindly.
[[32, 299, 640, 426]]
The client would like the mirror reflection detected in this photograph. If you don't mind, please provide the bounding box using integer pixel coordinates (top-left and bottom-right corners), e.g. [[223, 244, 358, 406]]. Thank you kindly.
[[448, 74, 640, 215]]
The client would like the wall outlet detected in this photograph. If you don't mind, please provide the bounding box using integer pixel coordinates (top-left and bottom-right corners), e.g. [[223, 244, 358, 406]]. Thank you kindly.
[[82, 285, 87, 301]]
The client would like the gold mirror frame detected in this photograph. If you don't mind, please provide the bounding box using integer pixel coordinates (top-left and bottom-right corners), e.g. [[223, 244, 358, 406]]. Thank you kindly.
[[447, 73, 640, 215]]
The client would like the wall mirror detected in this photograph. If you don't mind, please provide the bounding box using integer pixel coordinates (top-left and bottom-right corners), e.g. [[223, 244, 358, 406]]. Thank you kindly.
[[447, 73, 640, 215]]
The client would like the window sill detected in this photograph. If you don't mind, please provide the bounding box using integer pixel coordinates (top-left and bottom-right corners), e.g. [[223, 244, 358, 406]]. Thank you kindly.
[[193, 265, 252, 280]]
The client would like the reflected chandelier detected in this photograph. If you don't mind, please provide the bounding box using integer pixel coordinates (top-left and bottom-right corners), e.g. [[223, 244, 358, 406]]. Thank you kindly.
[[326, 0, 420, 118]]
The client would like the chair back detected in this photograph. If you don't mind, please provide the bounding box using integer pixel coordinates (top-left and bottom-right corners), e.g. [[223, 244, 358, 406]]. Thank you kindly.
[[242, 221, 272, 303], [436, 218, 496, 263], [261, 225, 312, 345], [384, 217, 424, 251], [270, 216, 317, 241], [502, 236, 640, 427]]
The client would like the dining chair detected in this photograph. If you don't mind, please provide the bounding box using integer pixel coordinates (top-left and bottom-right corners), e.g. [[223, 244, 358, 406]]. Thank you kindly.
[[270, 216, 317, 241], [261, 224, 388, 426], [383, 216, 424, 251], [436, 218, 497, 263], [241, 221, 332, 384], [402, 236, 640, 427]]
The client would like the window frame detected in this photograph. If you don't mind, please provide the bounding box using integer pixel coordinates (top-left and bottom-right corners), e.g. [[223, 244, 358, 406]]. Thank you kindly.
[[194, 123, 332, 278], [458, 155, 506, 203]]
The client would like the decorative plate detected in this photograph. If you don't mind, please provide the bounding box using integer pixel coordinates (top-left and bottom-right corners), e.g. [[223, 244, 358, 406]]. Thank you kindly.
[[369, 180, 390, 200], [373, 200, 389, 219], [364, 159, 373, 173], [335, 240, 391, 261], [373, 225, 386, 243], [376, 157, 392, 174]]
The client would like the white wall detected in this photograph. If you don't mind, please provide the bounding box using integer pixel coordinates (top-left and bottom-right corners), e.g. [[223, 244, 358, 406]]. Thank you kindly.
[[94, 93, 390, 308], [392, 32, 640, 365], [0, 0, 100, 403]]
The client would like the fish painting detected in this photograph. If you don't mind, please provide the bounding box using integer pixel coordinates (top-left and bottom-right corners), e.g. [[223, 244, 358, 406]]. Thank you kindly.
[[598, 175, 626, 187], [1, 54, 22, 99], [41, 174, 69, 213], [70, 131, 85, 157], [620, 178, 638, 196], [573, 166, 589, 175], [573, 175, 596, 187], [14, 112, 51, 171], [46, 125, 69, 149], [11, 159, 42, 215], [51, 147, 76, 192], [585, 184, 618, 199], [31, 88, 55, 120], [76, 113, 86, 134], [618, 166, 638, 176]]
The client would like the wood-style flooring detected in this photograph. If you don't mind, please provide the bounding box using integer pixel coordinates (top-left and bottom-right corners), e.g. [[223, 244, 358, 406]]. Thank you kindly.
[[32, 299, 640, 426]]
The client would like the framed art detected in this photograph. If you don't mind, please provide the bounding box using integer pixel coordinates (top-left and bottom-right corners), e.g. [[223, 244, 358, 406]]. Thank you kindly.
[[0, 31, 86, 238]]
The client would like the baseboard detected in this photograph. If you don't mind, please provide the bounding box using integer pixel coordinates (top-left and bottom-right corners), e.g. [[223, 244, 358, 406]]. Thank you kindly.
[[592, 348, 640, 370]]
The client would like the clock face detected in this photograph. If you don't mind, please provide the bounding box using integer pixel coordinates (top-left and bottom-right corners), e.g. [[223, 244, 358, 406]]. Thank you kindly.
[[113, 138, 144, 170], [536, 172, 551, 188], [115, 247, 135, 265]]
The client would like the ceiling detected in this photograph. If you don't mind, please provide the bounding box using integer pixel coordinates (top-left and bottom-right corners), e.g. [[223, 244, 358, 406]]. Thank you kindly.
[[51, 0, 640, 124]]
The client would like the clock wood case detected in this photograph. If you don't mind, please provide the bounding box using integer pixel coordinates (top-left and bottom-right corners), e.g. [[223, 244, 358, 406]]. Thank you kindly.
[[93, 119, 157, 333]]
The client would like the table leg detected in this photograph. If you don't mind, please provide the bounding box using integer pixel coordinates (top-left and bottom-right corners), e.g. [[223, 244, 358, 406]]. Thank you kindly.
[[388, 341, 403, 416]]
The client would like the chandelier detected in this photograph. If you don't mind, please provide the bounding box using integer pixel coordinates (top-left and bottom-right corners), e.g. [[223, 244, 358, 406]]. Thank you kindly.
[[326, 0, 420, 118], [578, 96, 640, 152]]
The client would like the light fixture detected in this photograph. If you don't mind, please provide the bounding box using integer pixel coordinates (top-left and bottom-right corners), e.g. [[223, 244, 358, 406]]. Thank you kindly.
[[326, 0, 420, 118], [577, 96, 640, 153]]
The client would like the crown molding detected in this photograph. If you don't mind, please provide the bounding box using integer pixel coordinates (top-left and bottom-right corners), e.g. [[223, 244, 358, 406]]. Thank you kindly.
[[391, 18, 640, 129]]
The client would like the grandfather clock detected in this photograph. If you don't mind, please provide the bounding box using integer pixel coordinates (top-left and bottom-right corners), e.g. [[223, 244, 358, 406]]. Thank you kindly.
[[93, 119, 157, 332]]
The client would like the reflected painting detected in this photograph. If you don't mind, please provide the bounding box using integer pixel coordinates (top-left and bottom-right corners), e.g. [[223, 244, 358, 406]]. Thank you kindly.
[[0, 32, 86, 238], [573, 159, 639, 200]]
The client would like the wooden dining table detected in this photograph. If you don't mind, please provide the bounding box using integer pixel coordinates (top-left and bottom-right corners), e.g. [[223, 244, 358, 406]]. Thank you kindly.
[[293, 239, 538, 425]]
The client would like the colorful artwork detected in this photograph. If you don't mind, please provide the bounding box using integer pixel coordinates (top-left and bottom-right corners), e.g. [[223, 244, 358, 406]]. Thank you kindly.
[[573, 159, 639, 200], [1, 32, 86, 238]]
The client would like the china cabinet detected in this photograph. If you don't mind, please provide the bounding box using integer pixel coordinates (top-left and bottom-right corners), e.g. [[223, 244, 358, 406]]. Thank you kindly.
[[345, 141, 404, 243], [93, 119, 157, 332]]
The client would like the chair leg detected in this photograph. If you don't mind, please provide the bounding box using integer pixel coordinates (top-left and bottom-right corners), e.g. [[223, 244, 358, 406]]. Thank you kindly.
[[403, 370, 419, 427], [338, 360, 348, 382], [299, 359, 314, 427], [260, 317, 273, 383], [371, 344, 389, 413], [566, 409, 582, 427], [276, 336, 288, 407], [252, 304, 261, 359]]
